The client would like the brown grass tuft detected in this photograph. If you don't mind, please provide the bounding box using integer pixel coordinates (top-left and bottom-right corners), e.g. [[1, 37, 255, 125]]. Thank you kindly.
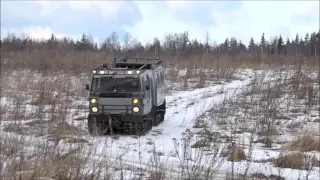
[[227, 144, 246, 162], [190, 139, 207, 148], [275, 152, 309, 170], [47, 122, 86, 142], [148, 171, 166, 180], [285, 135, 320, 152]]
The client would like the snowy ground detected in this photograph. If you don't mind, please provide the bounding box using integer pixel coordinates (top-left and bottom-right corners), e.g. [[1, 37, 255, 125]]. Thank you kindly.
[[0, 66, 319, 180]]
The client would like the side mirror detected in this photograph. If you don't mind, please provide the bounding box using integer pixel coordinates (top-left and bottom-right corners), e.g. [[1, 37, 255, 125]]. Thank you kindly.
[[85, 84, 89, 90], [146, 85, 150, 90]]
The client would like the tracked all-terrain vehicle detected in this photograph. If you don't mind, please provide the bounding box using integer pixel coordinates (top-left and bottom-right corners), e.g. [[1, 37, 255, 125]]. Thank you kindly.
[[85, 57, 166, 136]]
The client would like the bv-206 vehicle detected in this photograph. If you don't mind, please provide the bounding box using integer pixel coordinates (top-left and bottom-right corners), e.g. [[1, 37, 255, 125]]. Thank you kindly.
[[85, 57, 166, 135]]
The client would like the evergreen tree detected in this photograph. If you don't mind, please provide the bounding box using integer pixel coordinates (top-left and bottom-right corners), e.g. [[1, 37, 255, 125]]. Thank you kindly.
[[0, 30, 319, 58], [248, 37, 256, 53], [277, 34, 284, 54], [260, 33, 266, 55]]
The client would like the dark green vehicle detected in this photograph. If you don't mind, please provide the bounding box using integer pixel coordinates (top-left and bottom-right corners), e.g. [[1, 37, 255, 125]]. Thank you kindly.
[[85, 57, 166, 135]]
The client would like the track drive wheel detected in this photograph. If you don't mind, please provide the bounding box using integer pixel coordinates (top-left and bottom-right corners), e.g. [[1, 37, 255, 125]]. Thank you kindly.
[[152, 113, 160, 126], [160, 111, 165, 122]]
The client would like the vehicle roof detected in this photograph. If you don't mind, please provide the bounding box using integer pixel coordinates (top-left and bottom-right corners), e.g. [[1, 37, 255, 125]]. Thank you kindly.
[[115, 57, 162, 69], [93, 57, 162, 71]]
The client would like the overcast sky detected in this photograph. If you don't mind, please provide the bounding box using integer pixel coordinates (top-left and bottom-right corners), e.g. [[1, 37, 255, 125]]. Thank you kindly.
[[1, 0, 319, 45]]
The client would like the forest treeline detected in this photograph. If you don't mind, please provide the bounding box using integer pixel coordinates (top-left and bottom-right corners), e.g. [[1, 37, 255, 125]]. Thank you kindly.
[[1, 30, 319, 72]]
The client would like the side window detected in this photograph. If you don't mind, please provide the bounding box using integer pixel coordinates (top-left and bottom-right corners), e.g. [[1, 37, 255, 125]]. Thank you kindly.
[[159, 72, 163, 86], [92, 78, 96, 88], [146, 75, 150, 86], [156, 73, 160, 85], [161, 72, 164, 85], [96, 78, 100, 88], [162, 71, 165, 82], [141, 78, 146, 91]]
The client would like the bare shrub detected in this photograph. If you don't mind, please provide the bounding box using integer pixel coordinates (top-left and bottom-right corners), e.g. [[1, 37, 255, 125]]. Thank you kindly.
[[166, 67, 180, 82], [183, 67, 192, 90], [171, 129, 225, 180], [197, 68, 206, 88], [147, 145, 167, 180]]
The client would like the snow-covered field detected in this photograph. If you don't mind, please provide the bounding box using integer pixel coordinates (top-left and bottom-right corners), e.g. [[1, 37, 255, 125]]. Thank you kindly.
[[1, 66, 319, 180]]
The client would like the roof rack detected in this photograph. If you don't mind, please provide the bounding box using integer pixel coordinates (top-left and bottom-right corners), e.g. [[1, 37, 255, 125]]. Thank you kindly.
[[92, 63, 142, 75], [93, 63, 113, 71], [115, 57, 162, 69], [91, 57, 162, 75]]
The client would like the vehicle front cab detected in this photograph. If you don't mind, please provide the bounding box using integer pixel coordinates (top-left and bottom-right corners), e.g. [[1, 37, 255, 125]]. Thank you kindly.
[[85, 70, 151, 131]]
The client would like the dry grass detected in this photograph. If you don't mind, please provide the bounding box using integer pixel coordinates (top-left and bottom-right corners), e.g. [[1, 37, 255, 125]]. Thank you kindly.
[[190, 139, 207, 149], [2, 147, 95, 180], [1, 53, 320, 179], [275, 152, 311, 170], [182, 60, 320, 178], [1, 65, 233, 180], [285, 135, 320, 152], [1, 50, 112, 74], [47, 122, 87, 142], [2, 49, 319, 74], [227, 143, 246, 162], [165, 65, 239, 93], [238, 173, 285, 180]]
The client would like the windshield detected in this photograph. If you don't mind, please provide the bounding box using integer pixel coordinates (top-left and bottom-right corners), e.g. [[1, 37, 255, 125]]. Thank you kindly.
[[91, 77, 141, 93]]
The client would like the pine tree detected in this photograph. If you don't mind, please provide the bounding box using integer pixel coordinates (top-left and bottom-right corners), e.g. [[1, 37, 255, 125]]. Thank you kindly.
[[248, 37, 256, 53], [260, 33, 266, 55], [277, 34, 284, 54]]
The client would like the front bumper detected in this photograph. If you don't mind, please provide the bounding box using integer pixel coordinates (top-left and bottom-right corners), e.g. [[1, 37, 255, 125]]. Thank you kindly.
[[88, 113, 146, 131], [88, 113, 144, 123]]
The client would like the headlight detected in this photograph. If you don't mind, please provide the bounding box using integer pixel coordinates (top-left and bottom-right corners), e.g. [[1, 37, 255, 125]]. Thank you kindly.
[[92, 106, 98, 112], [91, 98, 97, 104], [133, 107, 139, 113], [93, 70, 97, 74], [133, 98, 139, 104]]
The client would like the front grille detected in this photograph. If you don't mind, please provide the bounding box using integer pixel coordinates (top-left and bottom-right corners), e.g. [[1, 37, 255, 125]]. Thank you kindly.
[[99, 105, 132, 114]]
